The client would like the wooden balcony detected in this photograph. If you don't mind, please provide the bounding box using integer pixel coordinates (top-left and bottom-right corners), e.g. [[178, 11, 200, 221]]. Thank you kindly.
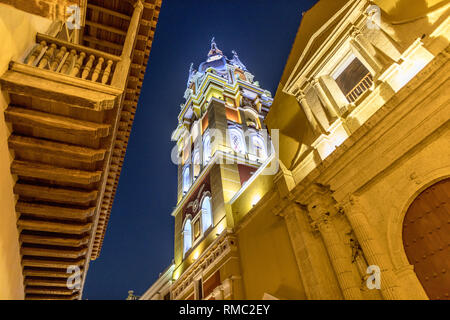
[[1, 42, 119, 299], [1, 0, 162, 300]]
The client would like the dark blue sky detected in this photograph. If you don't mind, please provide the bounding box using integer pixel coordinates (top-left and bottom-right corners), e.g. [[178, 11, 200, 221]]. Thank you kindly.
[[84, 0, 317, 300]]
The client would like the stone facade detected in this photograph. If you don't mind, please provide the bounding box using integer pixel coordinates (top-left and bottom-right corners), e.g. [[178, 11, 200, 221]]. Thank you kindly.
[[263, 0, 449, 300]]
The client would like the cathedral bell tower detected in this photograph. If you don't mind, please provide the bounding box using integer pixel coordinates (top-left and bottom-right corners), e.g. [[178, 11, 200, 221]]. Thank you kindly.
[[170, 38, 273, 300]]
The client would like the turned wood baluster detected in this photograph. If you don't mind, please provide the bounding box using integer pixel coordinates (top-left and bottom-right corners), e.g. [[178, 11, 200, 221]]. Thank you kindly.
[[61, 49, 76, 74], [101, 60, 113, 84], [50, 46, 67, 71], [70, 52, 86, 77], [81, 55, 95, 80], [38, 43, 57, 69], [27, 41, 47, 66], [91, 57, 104, 82]]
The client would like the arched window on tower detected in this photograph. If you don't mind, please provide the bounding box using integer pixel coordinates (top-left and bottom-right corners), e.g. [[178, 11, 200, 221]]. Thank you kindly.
[[192, 151, 200, 179], [235, 69, 247, 81], [182, 166, 190, 194], [183, 218, 192, 256], [252, 135, 267, 160], [201, 196, 213, 233], [244, 109, 260, 129], [203, 132, 211, 165], [228, 127, 246, 155]]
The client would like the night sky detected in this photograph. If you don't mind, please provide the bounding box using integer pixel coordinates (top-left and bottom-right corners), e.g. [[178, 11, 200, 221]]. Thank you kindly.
[[84, 0, 317, 300]]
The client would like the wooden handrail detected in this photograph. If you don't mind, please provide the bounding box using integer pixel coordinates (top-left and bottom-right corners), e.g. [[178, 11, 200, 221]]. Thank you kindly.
[[23, 34, 122, 86], [36, 33, 121, 62]]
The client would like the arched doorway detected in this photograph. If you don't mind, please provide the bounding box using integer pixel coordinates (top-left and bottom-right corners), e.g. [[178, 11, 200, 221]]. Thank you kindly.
[[402, 178, 450, 300]]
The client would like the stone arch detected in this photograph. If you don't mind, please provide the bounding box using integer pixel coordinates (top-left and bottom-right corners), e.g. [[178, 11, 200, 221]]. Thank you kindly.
[[243, 107, 260, 129], [387, 170, 450, 271], [384, 167, 450, 300], [401, 177, 450, 300]]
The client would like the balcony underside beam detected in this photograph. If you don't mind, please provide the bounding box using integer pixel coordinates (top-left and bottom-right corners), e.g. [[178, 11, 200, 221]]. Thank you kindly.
[[0, 64, 121, 110], [14, 183, 98, 206], [12, 160, 103, 185], [9, 135, 106, 163], [5, 107, 110, 139]]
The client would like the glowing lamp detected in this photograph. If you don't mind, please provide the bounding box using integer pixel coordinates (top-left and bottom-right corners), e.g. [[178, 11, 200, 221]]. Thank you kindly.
[[193, 250, 200, 261], [251, 194, 261, 207], [216, 223, 225, 236]]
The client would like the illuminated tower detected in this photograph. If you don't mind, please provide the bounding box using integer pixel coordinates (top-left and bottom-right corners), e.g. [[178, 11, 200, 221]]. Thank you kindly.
[[169, 38, 273, 300]]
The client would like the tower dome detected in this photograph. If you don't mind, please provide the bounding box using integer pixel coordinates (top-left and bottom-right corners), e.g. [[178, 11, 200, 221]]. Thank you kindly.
[[198, 37, 227, 73]]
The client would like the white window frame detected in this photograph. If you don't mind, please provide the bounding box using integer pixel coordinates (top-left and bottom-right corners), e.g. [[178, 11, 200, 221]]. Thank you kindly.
[[228, 126, 246, 155], [182, 217, 193, 257], [203, 131, 211, 165], [182, 166, 190, 194], [201, 195, 213, 233], [251, 134, 267, 160], [244, 108, 260, 129], [192, 150, 200, 179]]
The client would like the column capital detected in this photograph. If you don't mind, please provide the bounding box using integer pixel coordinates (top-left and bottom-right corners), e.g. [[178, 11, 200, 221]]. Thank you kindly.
[[295, 90, 307, 102], [305, 77, 315, 85], [132, 0, 145, 10], [291, 84, 302, 97], [340, 194, 365, 216], [350, 26, 362, 39], [310, 77, 321, 87], [273, 198, 305, 219], [305, 184, 338, 219]]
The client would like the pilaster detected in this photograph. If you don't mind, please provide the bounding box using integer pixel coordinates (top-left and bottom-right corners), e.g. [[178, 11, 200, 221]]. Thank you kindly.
[[306, 186, 363, 299], [296, 91, 325, 136], [276, 201, 343, 299], [311, 78, 339, 123], [341, 195, 408, 300], [349, 26, 384, 76]]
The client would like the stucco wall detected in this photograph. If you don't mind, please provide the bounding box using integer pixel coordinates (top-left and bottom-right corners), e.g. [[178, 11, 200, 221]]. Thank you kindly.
[[0, 0, 81, 21], [0, 4, 52, 300], [236, 199, 306, 300]]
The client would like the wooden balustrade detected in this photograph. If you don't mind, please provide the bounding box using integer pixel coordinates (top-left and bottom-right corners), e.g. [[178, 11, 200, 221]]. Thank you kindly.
[[24, 33, 121, 86], [346, 73, 373, 103]]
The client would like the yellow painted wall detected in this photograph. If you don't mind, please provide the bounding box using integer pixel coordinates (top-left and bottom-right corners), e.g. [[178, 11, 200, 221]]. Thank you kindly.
[[374, 0, 449, 22], [0, 1, 81, 21], [232, 173, 274, 222], [0, 4, 52, 300], [231, 174, 305, 299], [236, 196, 306, 300]]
